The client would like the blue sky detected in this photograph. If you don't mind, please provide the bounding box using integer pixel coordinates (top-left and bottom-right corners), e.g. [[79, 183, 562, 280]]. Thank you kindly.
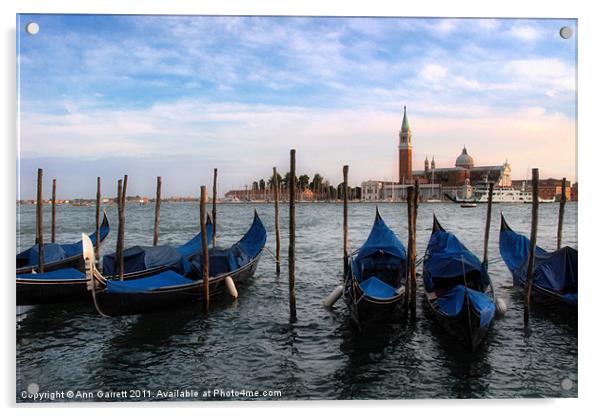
[[17, 15, 577, 198]]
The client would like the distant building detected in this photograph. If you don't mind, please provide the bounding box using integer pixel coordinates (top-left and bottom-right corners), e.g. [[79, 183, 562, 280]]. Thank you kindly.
[[363, 107, 511, 201], [512, 178, 572, 201], [571, 182, 578, 201]]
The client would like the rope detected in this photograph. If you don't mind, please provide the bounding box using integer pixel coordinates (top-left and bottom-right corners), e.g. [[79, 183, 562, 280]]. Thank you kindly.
[[263, 247, 279, 262]]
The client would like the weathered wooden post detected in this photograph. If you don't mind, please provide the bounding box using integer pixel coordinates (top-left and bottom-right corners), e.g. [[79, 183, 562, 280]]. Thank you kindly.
[[524, 168, 539, 327], [404, 186, 414, 317], [483, 183, 494, 265], [557, 177, 566, 250], [289, 149, 297, 321], [343, 165, 349, 276], [273, 167, 281, 275], [36, 168, 45, 273], [116, 179, 124, 280], [212, 168, 218, 247], [51, 178, 57, 243], [153, 176, 162, 246], [200, 186, 210, 313], [410, 180, 419, 319], [95, 177, 101, 261]]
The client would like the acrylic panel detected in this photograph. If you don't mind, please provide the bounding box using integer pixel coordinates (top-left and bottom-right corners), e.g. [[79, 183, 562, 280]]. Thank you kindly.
[[16, 14, 577, 402]]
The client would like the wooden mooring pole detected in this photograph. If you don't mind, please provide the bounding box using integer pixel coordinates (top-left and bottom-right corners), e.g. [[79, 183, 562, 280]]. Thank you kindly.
[[343, 165, 349, 276], [524, 168, 539, 327], [36, 168, 45, 273], [95, 177, 101, 261], [557, 177, 566, 250], [51, 178, 57, 243], [289, 149, 297, 322], [153, 176, 162, 246], [483, 183, 494, 266], [410, 179, 419, 319], [116, 179, 124, 280], [404, 186, 414, 317], [200, 186, 210, 313], [212, 168, 218, 247], [273, 167, 281, 275]]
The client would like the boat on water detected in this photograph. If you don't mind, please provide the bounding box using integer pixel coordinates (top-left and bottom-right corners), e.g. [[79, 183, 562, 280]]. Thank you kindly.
[[17, 212, 110, 275], [83, 211, 266, 316], [499, 213, 577, 313], [16, 216, 213, 305], [445, 185, 555, 204], [344, 209, 407, 327], [460, 203, 477, 208], [422, 215, 495, 351]]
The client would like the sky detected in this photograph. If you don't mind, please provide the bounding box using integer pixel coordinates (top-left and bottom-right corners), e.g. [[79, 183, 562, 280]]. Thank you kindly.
[[16, 15, 577, 198]]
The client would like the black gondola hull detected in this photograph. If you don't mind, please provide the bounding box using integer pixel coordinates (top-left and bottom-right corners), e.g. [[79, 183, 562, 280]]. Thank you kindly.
[[16, 264, 172, 306], [92, 255, 260, 316], [16, 278, 89, 305], [424, 293, 491, 351]]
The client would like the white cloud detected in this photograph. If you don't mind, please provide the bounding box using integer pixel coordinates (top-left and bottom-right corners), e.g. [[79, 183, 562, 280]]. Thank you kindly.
[[509, 24, 542, 42], [421, 64, 448, 82]]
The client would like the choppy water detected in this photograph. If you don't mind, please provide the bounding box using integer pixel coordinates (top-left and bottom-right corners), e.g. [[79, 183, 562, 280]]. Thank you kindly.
[[16, 201, 577, 401]]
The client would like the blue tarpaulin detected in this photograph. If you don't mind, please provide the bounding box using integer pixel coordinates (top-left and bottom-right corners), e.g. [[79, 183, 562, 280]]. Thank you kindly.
[[423, 226, 489, 292], [106, 270, 194, 293], [17, 213, 110, 267], [354, 210, 406, 266], [500, 227, 578, 295], [17, 267, 85, 281], [102, 245, 185, 275], [359, 276, 398, 299], [435, 284, 495, 328]]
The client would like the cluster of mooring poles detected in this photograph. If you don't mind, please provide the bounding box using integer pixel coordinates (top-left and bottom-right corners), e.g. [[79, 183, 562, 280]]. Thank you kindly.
[[30, 162, 568, 327]]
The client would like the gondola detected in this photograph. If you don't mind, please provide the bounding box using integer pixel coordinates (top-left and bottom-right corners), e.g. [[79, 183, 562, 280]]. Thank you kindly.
[[17, 212, 110, 274], [499, 213, 577, 312], [83, 211, 267, 316], [16, 217, 213, 306], [422, 215, 495, 351], [344, 209, 407, 327]]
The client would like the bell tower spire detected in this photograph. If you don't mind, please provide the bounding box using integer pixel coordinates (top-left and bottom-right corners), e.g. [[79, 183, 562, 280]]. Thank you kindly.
[[398, 106, 413, 184]]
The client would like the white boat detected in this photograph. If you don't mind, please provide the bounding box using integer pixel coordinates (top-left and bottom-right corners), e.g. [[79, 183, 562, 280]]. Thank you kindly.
[[449, 185, 555, 204]]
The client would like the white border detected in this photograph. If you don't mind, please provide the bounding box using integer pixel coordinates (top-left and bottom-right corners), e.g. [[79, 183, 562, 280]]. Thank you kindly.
[[2, 0, 600, 415]]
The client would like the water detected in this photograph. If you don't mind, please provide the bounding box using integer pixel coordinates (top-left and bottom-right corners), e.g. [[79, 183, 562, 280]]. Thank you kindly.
[[16, 201, 578, 400]]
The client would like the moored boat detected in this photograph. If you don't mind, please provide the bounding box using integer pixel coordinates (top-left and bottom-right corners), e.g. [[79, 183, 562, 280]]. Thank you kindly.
[[344, 209, 407, 327], [17, 212, 110, 274], [16, 216, 213, 305], [499, 213, 577, 313], [83, 211, 266, 316], [422, 215, 495, 351]]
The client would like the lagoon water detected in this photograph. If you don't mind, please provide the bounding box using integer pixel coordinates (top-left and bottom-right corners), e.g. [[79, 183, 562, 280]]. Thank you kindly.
[[16, 201, 577, 400]]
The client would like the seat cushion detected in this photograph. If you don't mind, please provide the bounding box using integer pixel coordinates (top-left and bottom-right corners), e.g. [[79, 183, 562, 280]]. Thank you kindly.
[[106, 270, 194, 294]]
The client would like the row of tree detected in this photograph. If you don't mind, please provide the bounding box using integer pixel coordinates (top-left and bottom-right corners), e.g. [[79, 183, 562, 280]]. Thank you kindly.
[[250, 172, 362, 201]]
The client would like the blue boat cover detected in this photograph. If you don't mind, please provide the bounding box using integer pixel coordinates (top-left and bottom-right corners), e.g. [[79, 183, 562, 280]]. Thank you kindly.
[[190, 211, 267, 276], [102, 221, 214, 276], [435, 284, 495, 328], [17, 214, 110, 267], [359, 276, 397, 299], [423, 229, 489, 292], [102, 245, 185, 275], [175, 221, 214, 259], [106, 270, 194, 293], [355, 211, 406, 265], [500, 227, 578, 297], [16, 267, 85, 281]]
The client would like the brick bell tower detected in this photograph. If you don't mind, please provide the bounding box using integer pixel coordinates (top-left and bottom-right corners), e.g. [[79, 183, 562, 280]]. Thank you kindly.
[[398, 106, 412, 184]]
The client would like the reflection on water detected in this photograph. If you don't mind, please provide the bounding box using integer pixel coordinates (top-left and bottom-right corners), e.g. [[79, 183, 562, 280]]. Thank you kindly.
[[17, 202, 577, 400]]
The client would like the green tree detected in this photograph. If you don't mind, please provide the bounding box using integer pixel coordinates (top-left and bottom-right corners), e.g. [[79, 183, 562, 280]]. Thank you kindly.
[[259, 179, 266, 191], [298, 174, 310, 190]]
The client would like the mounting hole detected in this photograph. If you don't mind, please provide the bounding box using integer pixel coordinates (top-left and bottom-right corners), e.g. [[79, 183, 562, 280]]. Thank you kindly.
[[561, 377, 573, 390], [27, 383, 40, 394], [26, 22, 39, 35], [559, 26, 573, 39]]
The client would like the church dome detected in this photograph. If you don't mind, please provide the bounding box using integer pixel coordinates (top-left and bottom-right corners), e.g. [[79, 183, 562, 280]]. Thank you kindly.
[[455, 146, 474, 169]]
